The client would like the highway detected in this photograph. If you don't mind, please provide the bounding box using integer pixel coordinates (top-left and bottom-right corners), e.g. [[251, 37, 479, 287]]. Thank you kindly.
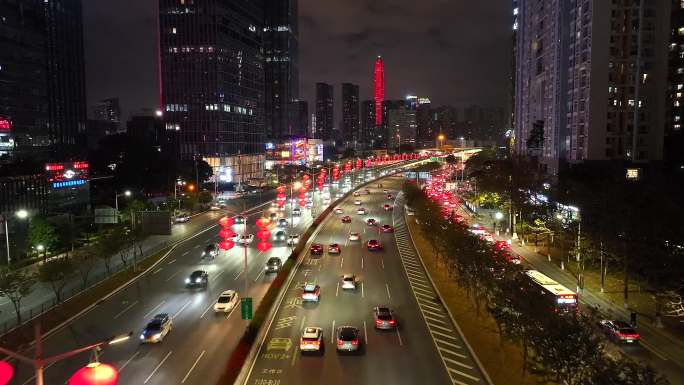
[[243, 175, 489, 385], [7, 163, 410, 385]]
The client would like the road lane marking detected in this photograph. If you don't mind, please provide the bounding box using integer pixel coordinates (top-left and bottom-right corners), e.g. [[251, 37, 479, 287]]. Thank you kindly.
[[414, 291, 436, 300], [424, 314, 449, 325], [119, 351, 139, 372], [181, 350, 206, 383], [152, 268, 163, 275], [212, 270, 224, 282], [182, 251, 189, 256], [165, 270, 181, 282], [167, 259, 177, 265], [412, 286, 435, 295], [436, 339, 463, 350], [419, 302, 443, 312], [234, 269, 244, 280], [193, 244, 200, 248], [336, 281, 340, 297], [173, 300, 192, 319], [143, 300, 166, 319], [331, 320, 335, 343], [381, 258, 384, 269], [361, 257, 364, 270], [361, 282, 365, 298], [641, 341, 669, 361], [113, 300, 138, 320], [200, 301, 215, 319], [254, 269, 265, 282], [441, 353, 471, 366], [447, 367, 480, 382], [386, 283, 391, 299], [431, 330, 460, 341], [299, 316, 307, 331], [225, 304, 239, 320], [340, 257, 344, 268], [144, 350, 173, 384], [364, 320, 368, 345], [428, 322, 454, 333], [396, 328, 403, 346]]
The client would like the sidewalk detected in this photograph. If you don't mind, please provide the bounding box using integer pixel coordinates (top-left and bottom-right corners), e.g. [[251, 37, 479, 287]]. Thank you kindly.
[[0, 192, 274, 334], [458, 204, 684, 369]]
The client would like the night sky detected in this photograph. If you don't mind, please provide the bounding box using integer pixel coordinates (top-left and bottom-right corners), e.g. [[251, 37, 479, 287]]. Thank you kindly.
[[83, 0, 511, 123]]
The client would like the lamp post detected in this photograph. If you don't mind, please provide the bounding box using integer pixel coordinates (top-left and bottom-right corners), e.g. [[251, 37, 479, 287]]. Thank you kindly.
[[290, 181, 302, 235], [437, 134, 445, 150], [174, 179, 186, 210], [114, 191, 131, 213], [0, 324, 130, 385], [2, 210, 29, 265], [494, 211, 503, 236]]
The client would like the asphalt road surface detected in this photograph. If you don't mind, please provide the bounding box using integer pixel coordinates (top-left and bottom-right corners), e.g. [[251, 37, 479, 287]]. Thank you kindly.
[[242, 175, 489, 385]]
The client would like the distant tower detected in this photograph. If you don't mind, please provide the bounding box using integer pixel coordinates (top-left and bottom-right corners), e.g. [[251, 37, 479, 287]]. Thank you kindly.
[[374, 56, 385, 128]]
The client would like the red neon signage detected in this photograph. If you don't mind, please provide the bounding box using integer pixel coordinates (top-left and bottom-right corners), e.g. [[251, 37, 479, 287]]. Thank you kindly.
[[374, 56, 384, 127]]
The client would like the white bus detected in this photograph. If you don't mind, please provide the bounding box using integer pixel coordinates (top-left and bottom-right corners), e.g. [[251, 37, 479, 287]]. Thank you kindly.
[[523, 270, 578, 313]]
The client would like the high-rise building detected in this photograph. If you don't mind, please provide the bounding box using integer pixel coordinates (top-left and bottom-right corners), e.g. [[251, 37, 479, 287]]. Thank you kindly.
[[0, 0, 86, 161], [264, 0, 299, 140], [385, 100, 415, 150], [315, 83, 334, 142], [288, 100, 308, 138], [416, 100, 433, 148], [515, 0, 670, 172], [90, 98, 121, 126], [159, 0, 265, 159], [666, 0, 684, 169], [374, 56, 385, 128], [341, 83, 360, 148], [361, 100, 379, 148]]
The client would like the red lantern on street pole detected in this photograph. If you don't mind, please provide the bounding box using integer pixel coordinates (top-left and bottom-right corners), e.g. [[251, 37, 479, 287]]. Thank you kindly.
[[276, 185, 286, 194], [218, 228, 235, 239], [68, 362, 119, 385], [0, 361, 13, 385], [256, 217, 271, 228], [356, 159, 362, 169], [298, 199, 306, 207], [256, 241, 272, 252], [219, 240, 235, 251], [218, 216, 234, 228], [256, 229, 271, 240]]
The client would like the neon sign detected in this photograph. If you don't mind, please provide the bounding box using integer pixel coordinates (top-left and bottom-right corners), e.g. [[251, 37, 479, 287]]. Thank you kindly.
[[0, 118, 10, 131], [52, 179, 86, 189]]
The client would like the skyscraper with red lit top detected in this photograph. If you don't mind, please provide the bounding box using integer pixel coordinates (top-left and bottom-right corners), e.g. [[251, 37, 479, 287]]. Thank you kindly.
[[374, 56, 385, 128]]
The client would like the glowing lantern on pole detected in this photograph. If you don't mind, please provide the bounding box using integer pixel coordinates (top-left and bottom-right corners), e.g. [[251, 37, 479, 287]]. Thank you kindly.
[[68, 362, 119, 385], [365, 159, 372, 168], [257, 229, 271, 240], [276, 185, 286, 194], [218, 228, 235, 239], [302, 174, 310, 181], [218, 216, 234, 228], [298, 199, 306, 207], [0, 361, 13, 385], [298, 192, 306, 200], [277, 200, 285, 207], [256, 241, 272, 252], [219, 240, 235, 251], [256, 217, 271, 228], [276, 193, 286, 201], [299, 186, 308, 194], [356, 159, 362, 169]]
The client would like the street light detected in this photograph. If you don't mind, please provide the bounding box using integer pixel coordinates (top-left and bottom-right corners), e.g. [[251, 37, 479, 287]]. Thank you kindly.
[[114, 190, 131, 212], [437, 134, 445, 149], [494, 211, 503, 235], [0, 324, 131, 385], [3, 210, 29, 265], [15, 210, 28, 220]]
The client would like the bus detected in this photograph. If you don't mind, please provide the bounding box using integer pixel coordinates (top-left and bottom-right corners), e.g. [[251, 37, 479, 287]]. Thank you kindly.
[[523, 270, 578, 313]]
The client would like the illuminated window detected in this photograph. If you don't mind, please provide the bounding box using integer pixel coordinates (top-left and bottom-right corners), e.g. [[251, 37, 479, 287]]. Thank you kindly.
[[679, 26, 684, 35], [678, 84, 684, 90], [171, 27, 177, 34]]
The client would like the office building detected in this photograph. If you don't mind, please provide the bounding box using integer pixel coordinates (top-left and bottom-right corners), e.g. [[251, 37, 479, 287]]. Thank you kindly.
[[288, 100, 308, 138], [264, 0, 299, 140], [515, 0, 670, 173], [90, 98, 121, 125], [385, 100, 415, 150], [159, 0, 265, 159], [341, 83, 360, 149], [315, 83, 334, 141], [0, 0, 86, 161], [666, 0, 684, 169], [361, 100, 379, 148]]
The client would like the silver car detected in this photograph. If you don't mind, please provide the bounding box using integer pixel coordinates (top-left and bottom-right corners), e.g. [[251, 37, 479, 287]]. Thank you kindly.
[[336, 326, 360, 352]]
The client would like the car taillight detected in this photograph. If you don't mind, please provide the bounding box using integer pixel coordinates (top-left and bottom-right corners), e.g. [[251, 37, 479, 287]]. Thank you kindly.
[[337, 339, 344, 346], [389, 320, 396, 325], [351, 339, 358, 345], [375, 319, 382, 325]]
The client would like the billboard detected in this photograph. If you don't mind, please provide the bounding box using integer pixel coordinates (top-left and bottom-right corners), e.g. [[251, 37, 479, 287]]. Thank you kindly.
[[94, 207, 118, 224]]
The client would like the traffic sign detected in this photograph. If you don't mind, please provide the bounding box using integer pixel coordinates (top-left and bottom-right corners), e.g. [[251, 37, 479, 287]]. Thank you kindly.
[[241, 297, 253, 320]]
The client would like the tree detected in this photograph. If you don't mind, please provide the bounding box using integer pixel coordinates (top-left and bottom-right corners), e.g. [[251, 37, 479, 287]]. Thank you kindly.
[[73, 246, 97, 290], [95, 228, 123, 274], [38, 257, 72, 303], [198, 190, 213, 204], [28, 217, 58, 260], [0, 267, 36, 323]]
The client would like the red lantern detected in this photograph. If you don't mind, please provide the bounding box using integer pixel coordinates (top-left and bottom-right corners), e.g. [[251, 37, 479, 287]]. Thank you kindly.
[[0, 361, 13, 385], [256, 241, 272, 252], [276, 185, 286, 194], [298, 199, 306, 207], [277, 200, 285, 207], [302, 174, 310, 181], [297, 192, 306, 200], [299, 186, 308, 194], [219, 228, 235, 239], [68, 362, 119, 385], [219, 240, 235, 251], [277, 193, 286, 200], [256, 217, 271, 228], [218, 216, 234, 228], [356, 159, 362, 169], [257, 229, 271, 240]]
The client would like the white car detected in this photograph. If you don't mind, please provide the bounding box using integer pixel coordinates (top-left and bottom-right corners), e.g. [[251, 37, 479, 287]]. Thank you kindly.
[[354, 200, 362, 205], [238, 234, 254, 245], [341, 274, 357, 290], [214, 290, 239, 313], [301, 283, 321, 302], [174, 213, 190, 223], [334, 208, 344, 214], [287, 234, 300, 246], [356, 207, 366, 215], [348, 232, 361, 241], [300, 327, 323, 353], [335, 192, 344, 199], [210, 203, 221, 211]]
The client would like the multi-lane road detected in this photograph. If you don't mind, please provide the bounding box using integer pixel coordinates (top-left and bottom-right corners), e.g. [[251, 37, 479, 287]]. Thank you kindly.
[[243, 175, 489, 385]]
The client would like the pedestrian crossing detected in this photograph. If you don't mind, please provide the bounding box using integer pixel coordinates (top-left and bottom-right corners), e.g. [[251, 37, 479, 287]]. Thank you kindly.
[[392, 193, 490, 385]]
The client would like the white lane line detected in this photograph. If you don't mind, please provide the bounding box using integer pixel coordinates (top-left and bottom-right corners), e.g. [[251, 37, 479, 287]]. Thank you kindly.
[[182, 251, 189, 256], [641, 341, 669, 361], [447, 367, 481, 382], [419, 301, 444, 312], [144, 350, 173, 384], [428, 322, 455, 333], [167, 259, 177, 265], [412, 286, 435, 295], [396, 327, 404, 346], [361, 282, 365, 298], [431, 330, 460, 341], [299, 316, 307, 331], [193, 244, 200, 248], [212, 270, 225, 282], [254, 269, 265, 282], [200, 301, 215, 319], [234, 269, 243, 280], [424, 314, 449, 325], [165, 270, 181, 282], [173, 300, 192, 319], [143, 300, 166, 319], [381, 258, 385, 269], [331, 320, 336, 343], [361, 257, 364, 270], [409, 279, 433, 290], [436, 339, 463, 350], [414, 291, 436, 300], [152, 268, 163, 275], [181, 350, 206, 383], [363, 320, 368, 345], [385, 283, 391, 299], [442, 355, 473, 369], [113, 300, 138, 320], [225, 304, 239, 320], [119, 351, 139, 372], [336, 281, 340, 297], [340, 257, 344, 268]]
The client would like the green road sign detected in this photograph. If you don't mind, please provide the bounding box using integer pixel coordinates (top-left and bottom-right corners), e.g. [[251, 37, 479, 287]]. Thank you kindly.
[[241, 297, 253, 320], [430, 157, 439, 162]]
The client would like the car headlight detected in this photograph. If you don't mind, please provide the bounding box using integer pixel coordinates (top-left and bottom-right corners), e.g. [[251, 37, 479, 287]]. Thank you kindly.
[[152, 333, 162, 340], [202, 252, 206, 255], [185, 278, 191, 284], [195, 278, 202, 283], [140, 334, 145, 340]]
